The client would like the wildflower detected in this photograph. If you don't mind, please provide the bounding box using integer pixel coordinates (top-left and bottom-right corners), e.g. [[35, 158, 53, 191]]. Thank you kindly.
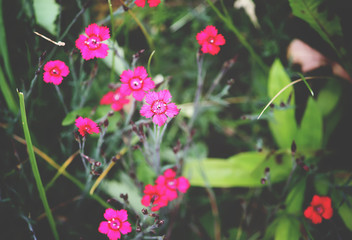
[[75, 23, 110, 60], [196, 25, 226, 55], [100, 88, 130, 111], [304, 195, 333, 224], [43, 60, 69, 85], [141, 184, 169, 211], [98, 208, 132, 240], [155, 168, 190, 201], [135, 0, 161, 7], [75, 116, 100, 137], [140, 90, 179, 126], [120, 66, 155, 101]]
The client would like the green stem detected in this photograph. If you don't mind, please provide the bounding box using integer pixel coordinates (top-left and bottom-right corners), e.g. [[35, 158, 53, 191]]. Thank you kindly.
[[17, 91, 60, 240], [107, 0, 117, 83]]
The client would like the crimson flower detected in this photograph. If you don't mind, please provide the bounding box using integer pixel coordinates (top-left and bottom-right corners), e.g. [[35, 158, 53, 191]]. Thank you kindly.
[[141, 184, 169, 211], [119, 66, 155, 101], [304, 195, 333, 224], [100, 88, 130, 111], [98, 208, 132, 240], [135, 0, 160, 7], [155, 168, 190, 201], [75, 23, 110, 60], [75, 116, 100, 137], [196, 25, 226, 55], [43, 60, 69, 85], [140, 89, 179, 126]]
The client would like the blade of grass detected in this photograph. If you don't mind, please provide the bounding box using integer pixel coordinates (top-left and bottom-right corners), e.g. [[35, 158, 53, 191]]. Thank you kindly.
[[147, 50, 156, 78], [45, 150, 80, 191], [0, 66, 18, 113], [297, 72, 314, 96], [17, 90, 59, 240]]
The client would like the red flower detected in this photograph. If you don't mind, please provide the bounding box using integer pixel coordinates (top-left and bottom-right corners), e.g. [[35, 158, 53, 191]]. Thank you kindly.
[[196, 25, 226, 55], [98, 208, 132, 240], [141, 184, 169, 211], [100, 88, 130, 111], [75, 23, 110, 60], [119, 66, 155, 101], [304, 195, 333, 224], [135, 0, 161, 7], [43, 60, 69, 85], [75, 116, 100, 137], [155, 169, 190, 201]]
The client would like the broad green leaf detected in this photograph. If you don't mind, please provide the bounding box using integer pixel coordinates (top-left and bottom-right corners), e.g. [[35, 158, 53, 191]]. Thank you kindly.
[[33, 0, 60, 35], [0, 66, 17, 113], [268, 59, 297, 149], [314, 174, 330, 195], [317, 79, 342, 116], [184, 151, 292, 188], [274, 215, 300, 240], [285, 178, 306, 214], [61, 107, 91, 126], [338, 196, 352, 231], [295, 97, 323, 150], [288, 0, 345, 57], [93, 105, 121, 133]]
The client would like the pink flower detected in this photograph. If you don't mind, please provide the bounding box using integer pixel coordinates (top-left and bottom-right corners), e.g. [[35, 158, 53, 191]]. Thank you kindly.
[[119, 66, 155, 101], [304, 195, 333, 224], [141, 184, 169, 211], [75, 23, 110, 60], [98, 208, 132, 240], [100, 88, 130, 111], [75, 116, 100, 137], [140, 89, 179, 126], [43, 60, 69, 85], [135, 0, 161, 7], [155, 169, 190, 201], [196, 25, 226, 55]]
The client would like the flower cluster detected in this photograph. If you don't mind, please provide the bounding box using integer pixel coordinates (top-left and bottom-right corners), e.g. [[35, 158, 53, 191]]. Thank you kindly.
[[141, 168, 190, 211], [304, 195, 333, 224], [98, 208, 132, 240], [196, 25, 226, 55]]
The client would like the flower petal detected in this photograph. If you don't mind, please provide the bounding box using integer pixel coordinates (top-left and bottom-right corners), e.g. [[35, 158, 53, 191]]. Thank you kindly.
[[104, 208, 117, 220], [107, 229, 121, 240], [120, 221, 132, 234], [132, 90, 146, 101], [116, 209, 128, 222], [177, 176, 190, 193], [153, 114, 167, 126], [140, 104, 154, 118], [98, 221, 109, 234], [165, 103, 179, 118]]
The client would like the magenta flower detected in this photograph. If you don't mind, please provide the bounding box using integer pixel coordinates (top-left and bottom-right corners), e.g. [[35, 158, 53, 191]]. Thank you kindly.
[[140, 89, 179, 126], [75, 116, 100, 137], [119, 66, 155, 101], [75, 23, 110, 60], [135, 0, 160, 7], [100, 88, 130, 111], [141, 184, 169, 211], [98, 208, 132, 240], [43, 60, 69, 85], [196, 25, 226, 55], [155, 169, 190, 201]]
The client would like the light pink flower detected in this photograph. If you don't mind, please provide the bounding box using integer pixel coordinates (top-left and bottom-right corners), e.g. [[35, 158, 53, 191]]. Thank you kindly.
[[140, 89, 179, 126], [75, 23, 110, 60], [141, 184, 169, 211], [155, 168, 190, 201], [135, 0, 161, 7], [43, 60, 69, 85], [75, 116, 100, 137], [196, 25, 226, 55], [100, 88, 130, 111], [98, 208, 132, 240], [119, 66, 155, 101]]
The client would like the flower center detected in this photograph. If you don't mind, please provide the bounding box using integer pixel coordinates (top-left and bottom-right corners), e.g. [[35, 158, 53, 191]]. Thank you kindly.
[[314, 205, 324, 215], [208, 37, 215, 44], [151, 100, 167, 115], [166, 179, 177, 190], [85, 35, 101, 50], [129, 77, 143, 90], [50, 67, 60, 76], [113, 93, 120, 101], [85, 125, 91, 132], [108, 218, 121, 230]]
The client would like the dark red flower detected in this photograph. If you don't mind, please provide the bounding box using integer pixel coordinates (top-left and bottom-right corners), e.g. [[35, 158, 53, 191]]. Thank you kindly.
[[196, 25, 226, 55], [141, 184, 168, 211], [100, 88, 130, 111], [304, 195, 333, 224]]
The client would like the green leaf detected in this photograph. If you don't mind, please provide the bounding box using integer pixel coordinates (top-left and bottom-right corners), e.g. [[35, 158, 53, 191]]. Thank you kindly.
[[61, 107, 91, 126], [288, 0, 345, 57], [338, 196, 352, 231], [268, 59, 297, 149], [0, 66, 17, 113], [295, 97, 323, 150], [317, 79, 342, 116], [33, 0, 60, 35], [314, 174, 330, 195], [184, 151, 292, 188], [274, 215, 300, 240], [285, 178, 306, 214]]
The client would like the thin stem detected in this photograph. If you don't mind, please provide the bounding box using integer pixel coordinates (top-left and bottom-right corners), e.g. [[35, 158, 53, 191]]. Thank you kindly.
[[107, 0, 117, 83], [54, 85, 68, 114]]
